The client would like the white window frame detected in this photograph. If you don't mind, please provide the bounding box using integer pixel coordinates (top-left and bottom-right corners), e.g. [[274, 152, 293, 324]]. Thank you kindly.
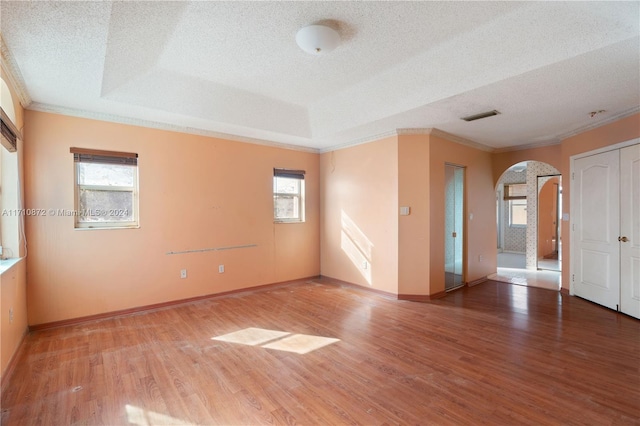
[[273, 168, 305, 223], [72, 148, 139, 229], [508, 199, 527, 227], [504, 183, 527, 228]]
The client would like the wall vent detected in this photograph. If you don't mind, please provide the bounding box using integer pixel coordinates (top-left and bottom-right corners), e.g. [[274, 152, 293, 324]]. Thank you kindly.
[[461, 110, 500, 122]]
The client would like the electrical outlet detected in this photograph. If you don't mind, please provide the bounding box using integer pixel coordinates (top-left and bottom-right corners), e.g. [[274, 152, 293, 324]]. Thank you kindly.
[[218, 265, 225, 273], [478, 255, 484, 262], [9, 308, 14, 324], [180, 269, 187, 279], [362, 261, 368, 270]]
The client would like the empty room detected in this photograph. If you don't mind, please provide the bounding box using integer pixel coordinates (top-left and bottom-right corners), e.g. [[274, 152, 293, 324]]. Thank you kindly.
[[1, 1, 639, 424]]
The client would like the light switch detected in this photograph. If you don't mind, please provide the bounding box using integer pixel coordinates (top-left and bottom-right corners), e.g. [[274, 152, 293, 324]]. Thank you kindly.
[[400, 206, 410, 216]]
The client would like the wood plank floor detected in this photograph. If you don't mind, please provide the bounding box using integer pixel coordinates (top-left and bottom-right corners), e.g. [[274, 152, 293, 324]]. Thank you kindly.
[[2, 278, 639, 425]]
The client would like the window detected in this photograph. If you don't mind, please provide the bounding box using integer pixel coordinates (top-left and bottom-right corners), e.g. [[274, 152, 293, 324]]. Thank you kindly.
[[0, 104, 22, 259], [504, 183, 527, 227], [71, 148, 139, 229], [273, 168, 305, 222]]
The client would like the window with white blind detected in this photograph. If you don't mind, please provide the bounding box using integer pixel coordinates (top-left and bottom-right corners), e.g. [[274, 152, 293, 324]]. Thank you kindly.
[[273, 168, 305, 223], [71, 148, 139, 229], [504, 183, 527, 227]]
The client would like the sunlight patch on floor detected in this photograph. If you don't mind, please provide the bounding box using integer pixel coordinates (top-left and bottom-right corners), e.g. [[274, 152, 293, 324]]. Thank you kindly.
[[489, 267, 561, 291], [212, 327, 290, 346], [126, 404, 194, 426], [212, 327, 340, 354], [262, 333, 340, 355]]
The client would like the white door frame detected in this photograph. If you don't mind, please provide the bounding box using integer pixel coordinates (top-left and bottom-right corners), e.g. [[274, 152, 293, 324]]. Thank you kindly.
[[570, 137, 640, 297]]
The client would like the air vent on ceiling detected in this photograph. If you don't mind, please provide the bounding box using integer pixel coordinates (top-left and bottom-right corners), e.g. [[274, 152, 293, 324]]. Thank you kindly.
[[1, 108, 19, 152], [461, 110, 500, 122]]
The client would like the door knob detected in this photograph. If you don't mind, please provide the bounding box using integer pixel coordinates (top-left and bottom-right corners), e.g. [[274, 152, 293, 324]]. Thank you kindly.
[[618, 236, 629, 242]]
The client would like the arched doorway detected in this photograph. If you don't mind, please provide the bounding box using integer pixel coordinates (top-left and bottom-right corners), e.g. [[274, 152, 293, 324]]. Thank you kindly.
[[491, 161, 561, 291]]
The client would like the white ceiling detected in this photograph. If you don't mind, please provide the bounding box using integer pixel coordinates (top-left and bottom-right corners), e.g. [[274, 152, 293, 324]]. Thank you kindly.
[[1, 1, 639, 152]]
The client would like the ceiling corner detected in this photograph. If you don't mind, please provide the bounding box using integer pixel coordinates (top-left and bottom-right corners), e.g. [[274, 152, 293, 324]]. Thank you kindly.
[[0, 33, 31, 108]]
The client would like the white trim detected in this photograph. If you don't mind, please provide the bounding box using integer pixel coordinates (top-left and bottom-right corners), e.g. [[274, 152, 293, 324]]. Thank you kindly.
[[569, 138, 640, 162], [493, 139, 561, 154], [428, 128, 494, 152], [558, 107, 640, 142], [319, 127, 494, 154], [28, 102, 320, 154], [0, 35, 31, 108], [318, 130, 399, 153]]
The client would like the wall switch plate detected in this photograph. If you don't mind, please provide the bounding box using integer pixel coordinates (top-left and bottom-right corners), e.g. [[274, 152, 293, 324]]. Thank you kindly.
[[219, 265, 225, 273], [399, 206, 410, 216], [362, 261, 368, 269], [180, 269, 187, 279]]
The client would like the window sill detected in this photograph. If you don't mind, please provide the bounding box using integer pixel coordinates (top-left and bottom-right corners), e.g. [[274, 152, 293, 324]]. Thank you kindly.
[[0, 257, 23, 275], [74, 225, 140, 231]]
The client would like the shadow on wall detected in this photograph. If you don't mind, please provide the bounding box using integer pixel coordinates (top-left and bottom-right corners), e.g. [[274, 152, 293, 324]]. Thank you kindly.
[[340, 210, 373, 285]]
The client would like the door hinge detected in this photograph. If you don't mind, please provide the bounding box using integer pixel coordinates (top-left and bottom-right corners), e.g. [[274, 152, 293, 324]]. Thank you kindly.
[[572, 274, 574, 282], [572, 172, 575, 180]]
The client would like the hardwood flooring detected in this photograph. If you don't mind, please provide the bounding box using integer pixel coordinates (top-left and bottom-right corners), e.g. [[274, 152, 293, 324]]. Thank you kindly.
[[1, 278, 639, 425]]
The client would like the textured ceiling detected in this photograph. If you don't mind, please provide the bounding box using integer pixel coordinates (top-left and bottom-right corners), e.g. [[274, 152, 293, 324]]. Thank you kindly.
[[1, 1, 639, 152]]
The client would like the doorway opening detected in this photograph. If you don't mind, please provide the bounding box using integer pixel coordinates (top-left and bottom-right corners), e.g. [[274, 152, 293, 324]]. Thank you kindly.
[[537, 175, 561, 271], [491, 161, 561, 291], [444, 164, 464, 291]]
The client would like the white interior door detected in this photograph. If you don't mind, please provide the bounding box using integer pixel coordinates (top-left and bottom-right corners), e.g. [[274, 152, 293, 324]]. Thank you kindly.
[[620, 144, 640, 318], [573, 150, 620, 310]]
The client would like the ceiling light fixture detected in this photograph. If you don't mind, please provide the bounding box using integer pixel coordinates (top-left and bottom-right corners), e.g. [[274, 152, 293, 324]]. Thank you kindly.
[[296, 24, 340, 55]]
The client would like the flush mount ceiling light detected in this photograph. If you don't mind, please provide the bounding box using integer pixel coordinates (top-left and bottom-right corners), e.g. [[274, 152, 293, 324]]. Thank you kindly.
[[296, 24, 340, 55]]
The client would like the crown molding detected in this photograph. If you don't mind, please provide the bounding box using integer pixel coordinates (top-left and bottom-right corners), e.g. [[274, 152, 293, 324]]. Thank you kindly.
[[0, 34, 32, 108], [319, 127, 496, 154], [27, 102, 320, 154], [493, 138, 561, 154], [492, 106, 640, 153], [318, 130, 399, 153], [554, 106, 640, 141], [426, 128, 494, 152]]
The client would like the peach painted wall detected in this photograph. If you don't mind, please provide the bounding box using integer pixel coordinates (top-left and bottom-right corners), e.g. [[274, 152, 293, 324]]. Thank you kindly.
[[398, 134, 430, 295], [538, 177, 559, 258], [320, 137, 399, 294], [24, 110, 320, 326], [0, 66, 28, 382], [429, 135, 496, 294]]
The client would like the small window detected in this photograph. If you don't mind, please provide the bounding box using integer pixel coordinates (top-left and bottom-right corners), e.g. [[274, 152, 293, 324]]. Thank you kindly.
[[273, 168, 305, 223], [504, 183, 527, 227], [71, 148, 139, 229], [509, 199, 527, 227]]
